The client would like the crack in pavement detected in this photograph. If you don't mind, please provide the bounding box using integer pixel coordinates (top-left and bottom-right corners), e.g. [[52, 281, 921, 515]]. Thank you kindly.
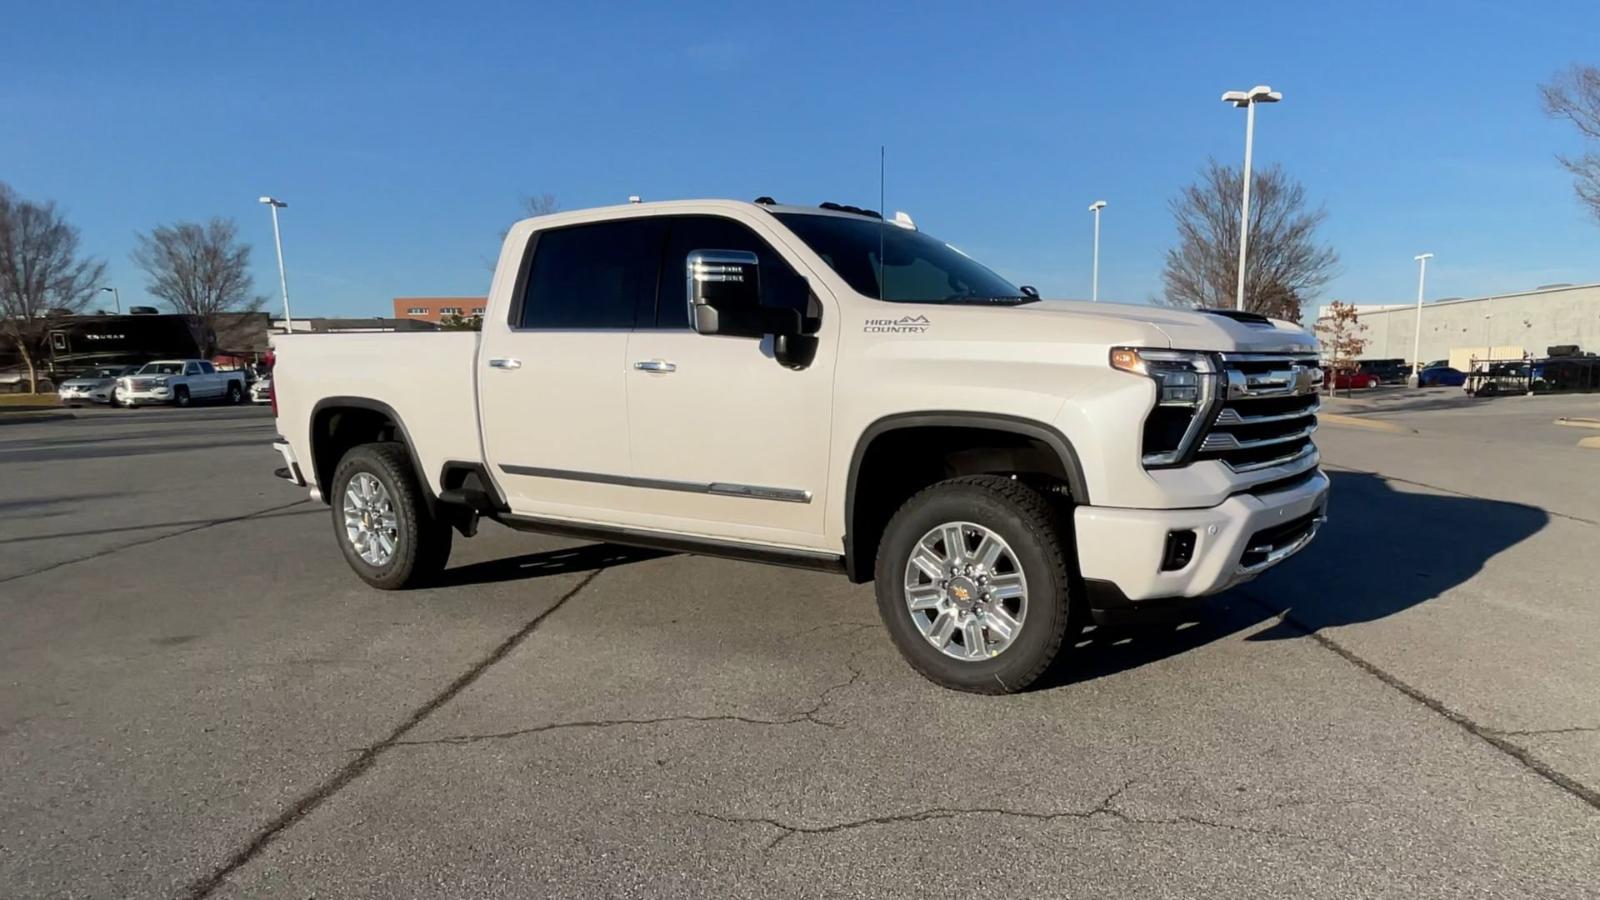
[[179, 567, 608, 900], [390, 649, 869, 748], [695, 779, 1312, 851], [1488, 726, 1600, 738], [0, 497, 312, 585], [1237, 593, 1600, 813]]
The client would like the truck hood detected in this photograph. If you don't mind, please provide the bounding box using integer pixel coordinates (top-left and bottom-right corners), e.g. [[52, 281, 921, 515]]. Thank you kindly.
[[1017, 300, 1318, 354]]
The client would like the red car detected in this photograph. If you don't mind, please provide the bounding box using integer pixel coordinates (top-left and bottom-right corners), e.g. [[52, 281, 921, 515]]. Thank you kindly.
[[1324, 369, 1380, 390]]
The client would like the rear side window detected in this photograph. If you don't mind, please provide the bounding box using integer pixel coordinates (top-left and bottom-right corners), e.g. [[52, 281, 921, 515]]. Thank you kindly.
[[655, 216, 811, 329], [517, 218, 663, 329]]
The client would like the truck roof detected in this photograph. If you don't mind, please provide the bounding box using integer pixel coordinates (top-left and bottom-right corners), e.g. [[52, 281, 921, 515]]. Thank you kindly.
[[512, 198, 884, 230]]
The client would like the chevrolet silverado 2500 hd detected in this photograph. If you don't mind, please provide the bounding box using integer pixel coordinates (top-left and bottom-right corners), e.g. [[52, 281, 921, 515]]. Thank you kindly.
[[272, 199, 1328, 693]]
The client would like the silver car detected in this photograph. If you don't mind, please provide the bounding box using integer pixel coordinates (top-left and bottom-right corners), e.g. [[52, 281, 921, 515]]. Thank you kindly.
[[57, 366, 137, 406]]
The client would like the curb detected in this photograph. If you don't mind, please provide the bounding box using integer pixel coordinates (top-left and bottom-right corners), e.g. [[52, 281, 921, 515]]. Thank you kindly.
[[1580, 436, 1600, 450], [1555, 417, 1600, 431], [1318, 413, 1414, 434]]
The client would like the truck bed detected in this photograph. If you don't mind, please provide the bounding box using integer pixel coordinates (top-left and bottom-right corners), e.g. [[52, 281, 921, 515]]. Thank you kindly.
[[272, 332, 482, 495]]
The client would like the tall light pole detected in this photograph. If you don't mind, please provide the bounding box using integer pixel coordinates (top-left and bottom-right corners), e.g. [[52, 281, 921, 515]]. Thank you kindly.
[[1411, 253, 1432, 379], [1221, 85, 1282, 311], [100, 286, 121, 314], [259, 196, 293, 333], [1088, 200, 1106, 302]]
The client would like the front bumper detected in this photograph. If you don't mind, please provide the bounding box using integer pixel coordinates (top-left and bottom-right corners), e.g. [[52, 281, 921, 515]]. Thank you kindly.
[[58, 386, 103, 403], [120, 386, 173, 405], [1074, 468, 1329, 604]]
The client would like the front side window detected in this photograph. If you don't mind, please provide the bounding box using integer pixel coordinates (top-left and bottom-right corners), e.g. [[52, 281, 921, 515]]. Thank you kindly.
[[517, 218, 663, 329], [655, 216, 811, 329], [773, 212, 1029, 306], [198, 362, 215, 374]]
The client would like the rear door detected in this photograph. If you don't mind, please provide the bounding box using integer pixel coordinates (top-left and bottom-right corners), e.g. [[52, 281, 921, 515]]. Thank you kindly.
[[477, 215, 666, 519]]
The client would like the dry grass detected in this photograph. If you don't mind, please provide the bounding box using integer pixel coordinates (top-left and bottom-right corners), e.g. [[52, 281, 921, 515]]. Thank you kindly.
[[0, 393, 62, 409]]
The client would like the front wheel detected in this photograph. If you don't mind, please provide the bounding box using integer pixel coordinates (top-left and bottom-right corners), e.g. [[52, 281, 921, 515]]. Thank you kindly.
[[874, 475, 1074, 694], [173, 386, 191, 407], [330, 442, 452, 589]]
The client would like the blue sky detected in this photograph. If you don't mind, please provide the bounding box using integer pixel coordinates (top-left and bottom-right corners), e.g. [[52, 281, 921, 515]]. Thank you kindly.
[[3, 0, 1598, 318]]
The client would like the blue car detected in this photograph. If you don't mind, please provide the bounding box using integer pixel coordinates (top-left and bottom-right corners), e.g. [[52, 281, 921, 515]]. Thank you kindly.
[[1418, 365, 1466, 387]]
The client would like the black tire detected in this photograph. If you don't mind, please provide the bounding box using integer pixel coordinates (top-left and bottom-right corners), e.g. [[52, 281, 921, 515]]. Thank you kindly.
[[226, 382, 243, 404], [330, 442, 452, 590], [874, 475, 1074, 695], [173, 386, 191, 407]]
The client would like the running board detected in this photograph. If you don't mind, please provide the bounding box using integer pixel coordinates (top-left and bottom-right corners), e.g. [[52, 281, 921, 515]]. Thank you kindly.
[[494, 513, 847, 574]]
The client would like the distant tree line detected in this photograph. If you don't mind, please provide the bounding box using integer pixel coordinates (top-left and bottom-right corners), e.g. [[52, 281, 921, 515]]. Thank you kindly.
[[0, 180, 263, 391]]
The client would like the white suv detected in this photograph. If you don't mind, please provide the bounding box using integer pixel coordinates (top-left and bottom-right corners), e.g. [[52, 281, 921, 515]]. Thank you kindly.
[[271, 199, 1328, 693]]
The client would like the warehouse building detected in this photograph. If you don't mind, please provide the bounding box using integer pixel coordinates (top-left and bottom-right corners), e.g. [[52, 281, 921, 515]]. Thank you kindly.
[[1318, 282, 1600, 369]]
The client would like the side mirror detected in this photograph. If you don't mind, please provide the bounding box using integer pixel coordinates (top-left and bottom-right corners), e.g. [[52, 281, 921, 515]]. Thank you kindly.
[[687, 250, 803, 338]]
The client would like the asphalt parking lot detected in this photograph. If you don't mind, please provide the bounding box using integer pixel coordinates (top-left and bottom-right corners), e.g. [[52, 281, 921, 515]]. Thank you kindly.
[[2, 399, 1598, 898]]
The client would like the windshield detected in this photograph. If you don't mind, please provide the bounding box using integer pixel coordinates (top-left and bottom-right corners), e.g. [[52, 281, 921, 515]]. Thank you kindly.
[[137, 362, 183, 375], [774, 212, 1029, 305]]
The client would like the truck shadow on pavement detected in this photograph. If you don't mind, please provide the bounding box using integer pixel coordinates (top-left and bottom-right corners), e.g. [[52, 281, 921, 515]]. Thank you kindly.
[[434, 543, 672, 587], [1044, 469, 1549, 687]]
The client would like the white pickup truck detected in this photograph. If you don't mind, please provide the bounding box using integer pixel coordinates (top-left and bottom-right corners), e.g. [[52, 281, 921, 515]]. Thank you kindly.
[[115, 359, 246, 408], [273, 199, 1328, 693]]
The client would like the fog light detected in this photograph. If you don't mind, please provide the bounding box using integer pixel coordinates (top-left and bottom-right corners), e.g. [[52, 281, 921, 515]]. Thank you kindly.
[[1161, 530, 1197, 571]]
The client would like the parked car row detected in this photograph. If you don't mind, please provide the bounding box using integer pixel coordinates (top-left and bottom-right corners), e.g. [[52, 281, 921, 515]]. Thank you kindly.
[[56, 359, 267, 408]]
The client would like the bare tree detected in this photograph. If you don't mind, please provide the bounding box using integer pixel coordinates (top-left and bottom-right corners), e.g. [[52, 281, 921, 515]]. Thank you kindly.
[[132, 218, 264, 355], [1541, 64, 1600, 226], [1314, 300, 1369, 396], [488, 194, 561, 269], [1161, 160, 1339, 321], [521, 193, 560, 218], [0, 183, 107, 392]]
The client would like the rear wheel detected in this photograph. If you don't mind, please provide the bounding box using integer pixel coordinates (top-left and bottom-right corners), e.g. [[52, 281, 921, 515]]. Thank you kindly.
[[330, 442, 452, 589], [226, 382, 243, 404], [874, 475, 1074, 694]]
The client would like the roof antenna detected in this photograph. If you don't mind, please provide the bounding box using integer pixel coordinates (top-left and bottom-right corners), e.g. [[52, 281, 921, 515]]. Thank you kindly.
[[878, 145, 886, 300]]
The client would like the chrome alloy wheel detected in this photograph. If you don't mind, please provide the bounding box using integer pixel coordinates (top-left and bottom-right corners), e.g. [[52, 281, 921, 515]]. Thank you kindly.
[[343, 472, 399, 567], [903, 521, 1028, 661]]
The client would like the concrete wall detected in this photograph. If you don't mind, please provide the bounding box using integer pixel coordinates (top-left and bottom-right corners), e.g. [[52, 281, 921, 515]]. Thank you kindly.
[[1326, 283, 1600, 365]]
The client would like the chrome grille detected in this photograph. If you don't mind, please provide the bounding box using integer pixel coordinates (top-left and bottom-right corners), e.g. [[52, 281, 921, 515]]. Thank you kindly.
[[1196, 352, 1321, 471]]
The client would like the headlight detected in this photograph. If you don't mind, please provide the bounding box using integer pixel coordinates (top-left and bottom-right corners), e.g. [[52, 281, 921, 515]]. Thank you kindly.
[[1110, 348, 1219, 467], [151, 377, 169, 387]]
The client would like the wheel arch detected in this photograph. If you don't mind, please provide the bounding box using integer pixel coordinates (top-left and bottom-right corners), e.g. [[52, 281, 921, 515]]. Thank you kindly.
[[842, 412, 1089, 583], [309, 396, 435, 512]]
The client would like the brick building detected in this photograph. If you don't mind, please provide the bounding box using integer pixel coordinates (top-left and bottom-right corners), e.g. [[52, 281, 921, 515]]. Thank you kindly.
[[392, 297, 488, 324]]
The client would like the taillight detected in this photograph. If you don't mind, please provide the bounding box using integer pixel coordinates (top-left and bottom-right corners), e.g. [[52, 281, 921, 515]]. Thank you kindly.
[[269, 378, 278, 417]]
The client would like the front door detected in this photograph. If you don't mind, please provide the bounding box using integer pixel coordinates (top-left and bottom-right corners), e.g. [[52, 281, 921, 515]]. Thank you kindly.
[[477, 215, 664, 519], [623, 214, 835, 549]]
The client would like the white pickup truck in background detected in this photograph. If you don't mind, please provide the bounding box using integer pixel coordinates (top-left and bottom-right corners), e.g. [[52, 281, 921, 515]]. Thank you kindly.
[[116, 359, 247, 408], [271, 198, 1328, 693]]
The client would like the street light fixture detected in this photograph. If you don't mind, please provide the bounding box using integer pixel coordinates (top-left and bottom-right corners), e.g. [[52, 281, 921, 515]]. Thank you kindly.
[[258, 196, 293, 333], [1411, 253, 1432, 380], [99, 286, 121, 314], [1221, 84, 1282, 311], [1088, 200, 1107, 302]]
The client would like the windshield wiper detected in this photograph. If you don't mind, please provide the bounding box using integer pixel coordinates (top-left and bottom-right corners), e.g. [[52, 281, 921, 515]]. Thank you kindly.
[[942, 295, 1038, 306]]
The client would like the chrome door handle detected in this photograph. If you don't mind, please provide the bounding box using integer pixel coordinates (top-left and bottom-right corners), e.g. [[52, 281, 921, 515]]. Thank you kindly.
[[488, 357, 522, 370], [632, 359, 677, 373]]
